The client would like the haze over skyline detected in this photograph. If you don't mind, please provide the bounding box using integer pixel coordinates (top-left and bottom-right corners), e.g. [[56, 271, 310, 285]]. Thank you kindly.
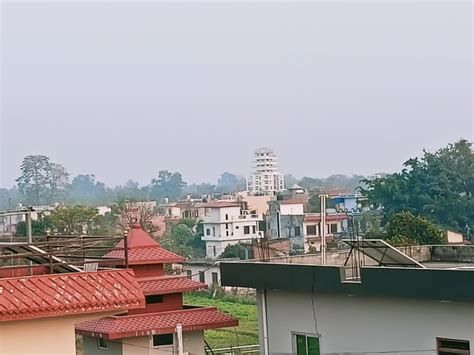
[[1, 1, 472, 188]]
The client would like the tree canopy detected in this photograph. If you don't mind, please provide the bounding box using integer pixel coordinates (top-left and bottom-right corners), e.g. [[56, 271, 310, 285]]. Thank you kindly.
[[362, 139, 474, 233], [16, 155, 69, 205]]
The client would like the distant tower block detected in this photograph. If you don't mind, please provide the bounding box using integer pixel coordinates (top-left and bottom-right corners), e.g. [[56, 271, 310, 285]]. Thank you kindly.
[[247, 147, 285, 195]]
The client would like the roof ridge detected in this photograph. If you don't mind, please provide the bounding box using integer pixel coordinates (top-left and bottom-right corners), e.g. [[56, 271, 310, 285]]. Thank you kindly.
[[110, 306, 218, 319]]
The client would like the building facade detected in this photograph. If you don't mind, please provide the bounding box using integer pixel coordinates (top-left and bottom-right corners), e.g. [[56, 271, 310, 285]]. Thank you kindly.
[[221, 261, 474, 355], [247, 148, 285, 195], [201, 202, 263, 258]]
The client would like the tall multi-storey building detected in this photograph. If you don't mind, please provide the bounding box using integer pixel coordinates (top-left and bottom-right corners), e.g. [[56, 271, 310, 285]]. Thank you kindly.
[[200, 201, 263, 258], [247, 148, 285, 195]]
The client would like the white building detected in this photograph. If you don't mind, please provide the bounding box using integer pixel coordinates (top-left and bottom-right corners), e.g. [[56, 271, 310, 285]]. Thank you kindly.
[[201, 201, 263, 258], [247, 148, 285, 195]]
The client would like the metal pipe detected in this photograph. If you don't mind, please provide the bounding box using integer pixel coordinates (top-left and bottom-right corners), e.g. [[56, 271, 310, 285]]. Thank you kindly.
[[261, 289, 270, 355]]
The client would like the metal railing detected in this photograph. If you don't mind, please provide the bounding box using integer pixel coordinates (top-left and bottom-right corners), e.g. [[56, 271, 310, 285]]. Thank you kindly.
[[205, 344, 260, 355], [0, 234, 128, 275]]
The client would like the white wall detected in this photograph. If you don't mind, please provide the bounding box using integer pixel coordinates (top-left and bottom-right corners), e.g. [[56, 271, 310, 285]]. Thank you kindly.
[[184, 264, 221, 286], [258, 290, 474, 355], [280, 203, 304, 215], [0, 312, 117, 355]]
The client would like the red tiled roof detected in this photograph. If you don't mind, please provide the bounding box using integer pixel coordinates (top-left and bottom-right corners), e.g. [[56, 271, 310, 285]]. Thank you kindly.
[[137, 275, 207, 295], [304, 213, 348, 223], [104, 224, 184, 265], [76, 307, 238, 339], [0, 270, 145, 322]]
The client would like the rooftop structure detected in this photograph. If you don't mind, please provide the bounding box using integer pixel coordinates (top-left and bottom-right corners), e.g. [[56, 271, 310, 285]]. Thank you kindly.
[[247, 148, 285, 195], [221, 242, 474, 354], [77, 224, 238, 355]]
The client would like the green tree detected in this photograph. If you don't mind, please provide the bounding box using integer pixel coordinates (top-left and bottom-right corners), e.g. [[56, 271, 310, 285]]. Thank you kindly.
[[220, 244, 242, 258], [150, 170, 186, 201], [68, 174, 106, 205], [16, 155, 69, 205], [15, 217, 53, 237], [48, 206, 98, 235], [384, 211, 444, 246], [16, 155, 52, 205], [162, 220, 205, 258], [362, 139, 474, 233]]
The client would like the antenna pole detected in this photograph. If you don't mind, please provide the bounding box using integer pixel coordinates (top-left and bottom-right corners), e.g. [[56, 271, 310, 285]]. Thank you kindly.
[[320, 194, 328, 266]]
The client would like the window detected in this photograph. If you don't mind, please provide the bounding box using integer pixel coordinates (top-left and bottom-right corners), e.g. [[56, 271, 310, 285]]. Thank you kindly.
[[186, 270, 192, 279], [252, 226, 256, 234], [206, 228, 211, 236], [225, 223, 229, 230], [307, 225, 317, 236], [213, 245, 216, 257], [212, 272, 218, 284], [295, 226, 301, 236], [225, 214, 229, 220], [244, 226, 250, 234], [226, 231, 229, 237], [146, 295, 164, 304], [330, 223, 338, 234], [437, 338, 470, 354], [294, 333, 320, 355], [97, 338, 108, 350], [212, 227, 216, 236], [199, 271, 205, 283], [153, 334, 174, 347]]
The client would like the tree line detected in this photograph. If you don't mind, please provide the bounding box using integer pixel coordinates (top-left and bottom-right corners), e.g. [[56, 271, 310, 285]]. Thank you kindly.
[[1, 156, 370, 209]]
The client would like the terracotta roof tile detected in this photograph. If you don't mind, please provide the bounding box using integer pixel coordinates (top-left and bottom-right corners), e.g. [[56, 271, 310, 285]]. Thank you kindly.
[[76, 307, 238, 339], [0, 270, 145, 322], [105, 246, 184, 265], [137, 276, 207, 295], [104, 224, 184, 265]]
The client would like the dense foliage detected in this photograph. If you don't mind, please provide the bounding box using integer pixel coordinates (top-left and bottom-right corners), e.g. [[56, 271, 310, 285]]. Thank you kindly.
[[162, 219, 205, 258], [362, 139, 473, 234], [384, 211, 444, 246]]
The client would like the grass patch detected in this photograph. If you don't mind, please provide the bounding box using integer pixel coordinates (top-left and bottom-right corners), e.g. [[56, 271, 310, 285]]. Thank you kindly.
[[184, 293, 259, 349]]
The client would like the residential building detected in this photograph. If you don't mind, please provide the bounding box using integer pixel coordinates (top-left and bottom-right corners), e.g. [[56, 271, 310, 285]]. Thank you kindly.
[[158, 202, 205, 220], [236, 191, 272, 215], [76, 224, 238, 355], [247, 148, 285, 195], [303, 213, 348, 252], [0, 269, 144, 355], [201, 201, 263, 258], [221, 245, 474, 355], [332, 193, 368, 213], [181, 258, 243, 288], [267, 199, 305, 253]]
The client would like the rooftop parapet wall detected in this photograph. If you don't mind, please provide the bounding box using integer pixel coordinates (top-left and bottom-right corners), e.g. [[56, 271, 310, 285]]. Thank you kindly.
[[431, 245, 474, 263], [221, 261, 474, 302], [244, 245, 432, 265]]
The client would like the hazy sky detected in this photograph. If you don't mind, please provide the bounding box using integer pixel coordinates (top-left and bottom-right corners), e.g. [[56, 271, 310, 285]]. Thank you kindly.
[[1, 0, 472, 188]]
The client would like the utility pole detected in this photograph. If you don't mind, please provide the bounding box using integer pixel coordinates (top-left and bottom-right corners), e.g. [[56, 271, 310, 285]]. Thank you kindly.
[[176, 324, 184, 355], [26, 209, 32, 244], [320, 194, 328, 266]]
